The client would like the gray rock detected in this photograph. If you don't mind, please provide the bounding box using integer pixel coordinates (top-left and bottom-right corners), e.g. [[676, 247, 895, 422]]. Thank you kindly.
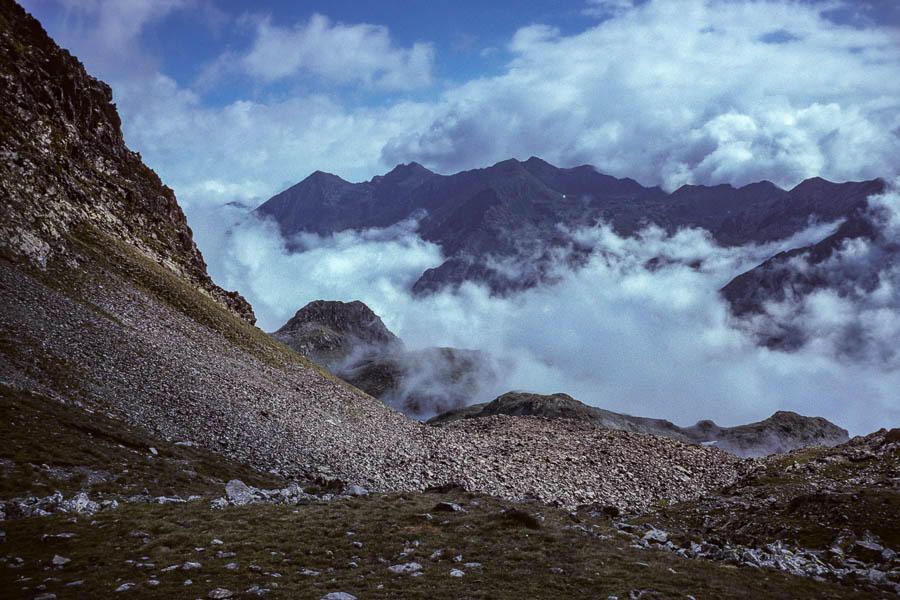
[[33, 594, 56, 600], [225, 480, 255, 506], [51, 554, 70, 566], [61, 492, 100, 516], [854, 540, 885, 562], [320, 593, 357, 600], [450, 568, 465, 577], [643, 529, 668, 544], [41, 533, 77, 541], [388, 561, 423, 574], [183, 561, 202, 569], [114, 583, 135, 592], [346, 485, 369, 497], [208, 588, 233, 599], [433, 501, 466, 513], [210, 498, 228, 510]]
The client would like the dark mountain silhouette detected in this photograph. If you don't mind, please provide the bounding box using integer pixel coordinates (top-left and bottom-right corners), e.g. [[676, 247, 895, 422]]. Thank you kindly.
[[255, 157, 883, 297]]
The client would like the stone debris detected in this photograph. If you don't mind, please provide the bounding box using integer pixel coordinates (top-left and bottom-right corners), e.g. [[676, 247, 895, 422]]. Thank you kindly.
[[213, 480, 330, 508]]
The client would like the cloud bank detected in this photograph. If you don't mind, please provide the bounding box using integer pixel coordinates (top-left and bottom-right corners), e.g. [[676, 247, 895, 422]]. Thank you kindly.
[[198, 192, 899, 437], [383, 0, 900, 190]]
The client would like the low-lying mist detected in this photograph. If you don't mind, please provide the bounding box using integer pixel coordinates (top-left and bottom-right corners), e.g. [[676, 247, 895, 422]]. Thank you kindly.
[[191, 189, 900, 436]]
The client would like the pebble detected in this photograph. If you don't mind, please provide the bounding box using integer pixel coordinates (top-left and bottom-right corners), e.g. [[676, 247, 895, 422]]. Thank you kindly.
[[114, 583, 134, 592], [450, 568, 465, 577]]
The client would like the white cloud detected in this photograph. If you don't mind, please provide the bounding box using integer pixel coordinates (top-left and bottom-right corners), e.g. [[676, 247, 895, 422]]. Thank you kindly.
[[20, 0, 192, 76], [112, 72, 438, 212], [383, 0, 900, 190], [209, 13, 434, 90], [584, 0, 637, 18]]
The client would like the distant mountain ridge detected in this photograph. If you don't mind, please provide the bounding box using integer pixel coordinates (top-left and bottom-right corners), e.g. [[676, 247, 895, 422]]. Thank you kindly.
[[255, 157, 883, 297], [429, 391, 850, 458], [256, 159, 888, 352]]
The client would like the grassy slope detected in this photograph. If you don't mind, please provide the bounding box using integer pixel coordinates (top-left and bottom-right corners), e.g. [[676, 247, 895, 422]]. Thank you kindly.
[[0, 386, 880, 600]]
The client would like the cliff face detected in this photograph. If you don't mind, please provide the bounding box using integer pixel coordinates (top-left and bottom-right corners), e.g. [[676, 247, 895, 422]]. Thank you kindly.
[[0, 0, 254, 323]]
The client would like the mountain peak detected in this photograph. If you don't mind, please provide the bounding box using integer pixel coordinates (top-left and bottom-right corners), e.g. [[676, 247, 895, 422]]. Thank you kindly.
[[305, 169, 348, 184], [789, 176, 834, 193]]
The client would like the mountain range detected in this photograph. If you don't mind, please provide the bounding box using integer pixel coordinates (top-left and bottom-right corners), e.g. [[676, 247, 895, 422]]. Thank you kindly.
[[255, 157, 885, 310]]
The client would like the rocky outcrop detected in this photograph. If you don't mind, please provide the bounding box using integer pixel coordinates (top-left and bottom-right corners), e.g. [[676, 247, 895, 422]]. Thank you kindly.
[[272, 300, 495, 416], [683, 411, 850, 456], [0, 0, 254, 323], [272, 300, 402, 364], [429, 391, 848, 457]]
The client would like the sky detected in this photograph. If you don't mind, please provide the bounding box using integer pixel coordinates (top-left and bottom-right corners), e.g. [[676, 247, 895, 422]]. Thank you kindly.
[[21, 0, 900, 434]]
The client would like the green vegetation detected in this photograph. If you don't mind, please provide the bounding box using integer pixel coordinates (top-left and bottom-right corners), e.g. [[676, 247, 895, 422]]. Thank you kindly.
[[0, 384, 287, 502]]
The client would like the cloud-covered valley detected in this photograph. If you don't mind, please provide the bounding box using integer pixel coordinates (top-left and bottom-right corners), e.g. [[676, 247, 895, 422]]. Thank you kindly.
[[198, 186, 900, 437]]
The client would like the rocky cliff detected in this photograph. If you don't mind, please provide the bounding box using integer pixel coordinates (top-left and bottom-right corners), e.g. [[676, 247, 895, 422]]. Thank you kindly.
[[0, 0, 254, 323]]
